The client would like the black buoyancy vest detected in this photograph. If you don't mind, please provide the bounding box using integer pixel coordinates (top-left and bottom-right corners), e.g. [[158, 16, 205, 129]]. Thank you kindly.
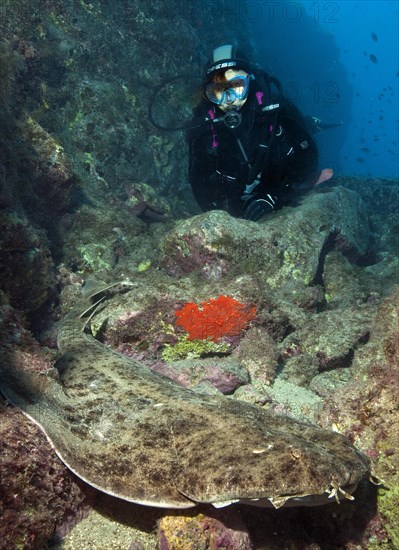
[[206, 71, 283, 188]]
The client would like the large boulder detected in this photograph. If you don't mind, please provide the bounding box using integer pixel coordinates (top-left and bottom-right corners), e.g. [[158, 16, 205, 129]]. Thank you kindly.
[[279, 305, 374, 381], [0, 211, 56, 312], [160, 187, 370, 287], [319, 285, 399, 547], [0, 295, 86, 549]]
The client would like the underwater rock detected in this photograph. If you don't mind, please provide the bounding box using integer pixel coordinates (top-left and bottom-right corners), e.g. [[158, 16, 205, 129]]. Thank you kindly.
[[90, 281, 259, 365], [80, 284, 256, 394], [267, 379, 323, 424], [160, 187, 370, 286], [320, 285, 399, 547], [20, 116, 72, 184], [90, 286, 181, 359], [0, 290, 34, 350], [157, 508, 252, 550], [236, 326, 279, 385], [309, 368, 352, 397], [350, 285, 399, 376], [0, 210, 56, 312], [17, 115, 76, 212], [60, 203, 147, 275], [124, 181, 171, 222], [0, 296, 85, 550], [323, 249, 399, 309], [279, 352, 320, 387], [338, 177, 399, 259], [152, 357, 250, 395], [0, 405, 86, 550], [0, 40, 26, 108], [279, 306, 373, 374], [323, 251, 367, 308]]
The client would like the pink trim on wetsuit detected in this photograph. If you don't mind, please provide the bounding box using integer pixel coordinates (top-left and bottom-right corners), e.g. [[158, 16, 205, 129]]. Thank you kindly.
[[256, 91, 264, 105], [208, 108, 218, 148]]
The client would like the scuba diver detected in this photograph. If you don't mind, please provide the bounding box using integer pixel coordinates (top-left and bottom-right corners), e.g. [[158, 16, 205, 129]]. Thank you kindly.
[[187, 44, 336, 221]]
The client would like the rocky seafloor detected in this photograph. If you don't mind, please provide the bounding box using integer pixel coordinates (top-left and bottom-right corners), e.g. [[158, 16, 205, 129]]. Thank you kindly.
[[1, 174, 399, 549]]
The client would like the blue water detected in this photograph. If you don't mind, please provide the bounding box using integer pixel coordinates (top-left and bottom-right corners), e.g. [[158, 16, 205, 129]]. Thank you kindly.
[[245, 0, 399, 179]]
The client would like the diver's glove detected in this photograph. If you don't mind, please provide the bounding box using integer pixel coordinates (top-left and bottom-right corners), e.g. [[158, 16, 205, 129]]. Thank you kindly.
[[243, 195, 276, 221]]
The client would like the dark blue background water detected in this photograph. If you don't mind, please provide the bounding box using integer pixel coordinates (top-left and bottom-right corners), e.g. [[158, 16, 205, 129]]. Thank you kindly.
[[244, 0, 398, 179]]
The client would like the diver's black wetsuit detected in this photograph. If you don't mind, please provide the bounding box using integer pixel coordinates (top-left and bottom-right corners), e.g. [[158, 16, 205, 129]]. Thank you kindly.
[[187, 74, 319, 219]]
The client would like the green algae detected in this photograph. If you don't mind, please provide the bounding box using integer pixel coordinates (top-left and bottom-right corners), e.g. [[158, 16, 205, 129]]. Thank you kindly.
[[137, 260, 152, 272], [371, 486, 399, 549], [161, 336, 229, 362], [381, 496, 399, 549], [77, 243, 114, 272]]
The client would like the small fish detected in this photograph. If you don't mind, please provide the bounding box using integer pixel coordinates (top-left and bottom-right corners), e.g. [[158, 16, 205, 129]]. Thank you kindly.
[[369, 54, 378, 64], [360, 147, 369, 153], [356, 158, 365, 163], [371, 32, 378, 42]]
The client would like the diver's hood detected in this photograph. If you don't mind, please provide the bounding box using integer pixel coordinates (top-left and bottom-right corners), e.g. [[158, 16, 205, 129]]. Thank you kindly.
[[205, 44, 252, 79]]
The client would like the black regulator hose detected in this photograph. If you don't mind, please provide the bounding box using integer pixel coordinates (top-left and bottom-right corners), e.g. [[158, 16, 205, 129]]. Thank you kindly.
[[148, 74, 205, 132]]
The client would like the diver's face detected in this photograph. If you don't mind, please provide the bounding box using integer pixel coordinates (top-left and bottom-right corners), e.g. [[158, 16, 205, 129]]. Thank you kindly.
[[206, 69, 249, 112]]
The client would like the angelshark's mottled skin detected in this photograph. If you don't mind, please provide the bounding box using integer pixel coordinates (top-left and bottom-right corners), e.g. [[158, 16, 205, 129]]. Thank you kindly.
[[0, 285, 370, 509]]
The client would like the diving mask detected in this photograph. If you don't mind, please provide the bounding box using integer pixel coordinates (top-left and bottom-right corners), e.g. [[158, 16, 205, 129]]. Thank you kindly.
[[205, 73, 250, 107]]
